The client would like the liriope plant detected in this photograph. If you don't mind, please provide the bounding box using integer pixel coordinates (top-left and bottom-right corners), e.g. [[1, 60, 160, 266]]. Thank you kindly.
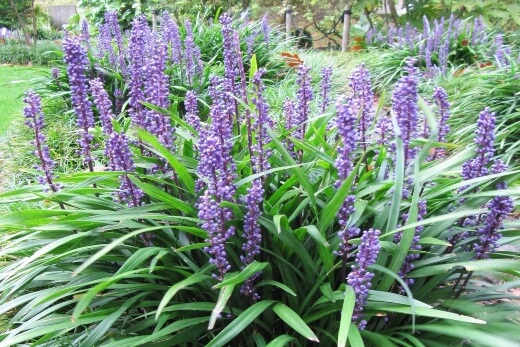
[[0, 11, 519, 347]]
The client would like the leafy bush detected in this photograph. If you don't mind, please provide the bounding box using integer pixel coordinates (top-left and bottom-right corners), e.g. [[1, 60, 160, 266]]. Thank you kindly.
[[0, 41, 62, 66], [0, 10, 519, 347], [365, 16, 506, 92], [442, 62, 520, 159]]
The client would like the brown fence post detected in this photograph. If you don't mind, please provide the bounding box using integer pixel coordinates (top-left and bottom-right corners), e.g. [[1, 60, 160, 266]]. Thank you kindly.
[[341, 1, 352, 52], [285, 5, 292, 40]]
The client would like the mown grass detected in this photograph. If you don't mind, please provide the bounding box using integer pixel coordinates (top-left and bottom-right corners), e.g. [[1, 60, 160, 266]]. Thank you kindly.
[[0, 66, 46, 135]]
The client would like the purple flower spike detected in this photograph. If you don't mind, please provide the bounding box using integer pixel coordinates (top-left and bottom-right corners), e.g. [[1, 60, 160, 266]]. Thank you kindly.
[[143, 36, 175, 151], [63, 36, 95, 171], [51, 67, 60, 79], [319, 66, 333, 113], [185, 90, 201, 133], [240, 179, 264, 300], [438, 37, 450, 75], [474, 160, 513, 259], [335, 97, 358, 185], [23, 90, 59, 192], [96, 23, 114, 63], [335, 195, 359, 259], [105, 11, 126, 75], [429, 87, 450, 160], [128, 15, 150, 129], [349, 64, 374, 154], [199, 190, 234, 280], [246, 34, 255, 62], [347, 228, 381, 330], [392, 59, 419, 169], [375, 111, 392, 146], [184, 20, 203, 85], [291, 64, 313, 161], [197, 89, 238, 280], [114, 89, 124, 114], [334, 96, 360, 259], [471, 16, 486, 46], [461, 107, 496, 181], [81, 19, 90, 50], [261, 13, 270, 44], [220, 13, 241, 110], [160, 11, 182, 65], [105, 131, 143, 208], [251, 69, 273, 174], [89, 78, 115, 136]]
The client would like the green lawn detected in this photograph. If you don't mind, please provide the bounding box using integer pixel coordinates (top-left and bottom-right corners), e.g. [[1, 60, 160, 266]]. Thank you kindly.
[[0, 66, 45, 135]]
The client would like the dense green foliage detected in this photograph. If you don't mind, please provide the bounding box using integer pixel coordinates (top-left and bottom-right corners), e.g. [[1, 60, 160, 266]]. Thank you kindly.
[[0, 9, 519, 347], [0, 0, 33, 28], [0, 41, 62, 66], [365, 16, 520, 158]]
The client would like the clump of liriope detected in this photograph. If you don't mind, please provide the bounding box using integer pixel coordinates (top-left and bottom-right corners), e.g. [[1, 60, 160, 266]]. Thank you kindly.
[[454, 107, 514, 255], [366, 15, 492, 77], [2, 10, 519, 347]]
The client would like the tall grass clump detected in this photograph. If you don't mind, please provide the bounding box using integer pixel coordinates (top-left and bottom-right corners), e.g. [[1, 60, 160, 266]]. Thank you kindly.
[[0, 11, 519, 347], [365, 15, 515, 92], [0, 41, 62, 66], [364, 15, 519, 158]]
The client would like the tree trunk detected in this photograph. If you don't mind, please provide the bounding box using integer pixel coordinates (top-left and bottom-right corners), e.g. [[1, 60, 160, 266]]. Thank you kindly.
[[9, 0, 32, 46], [32, 0, 37, 46], [364, 7, 373, 30], [386, 0, 400, 26]]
